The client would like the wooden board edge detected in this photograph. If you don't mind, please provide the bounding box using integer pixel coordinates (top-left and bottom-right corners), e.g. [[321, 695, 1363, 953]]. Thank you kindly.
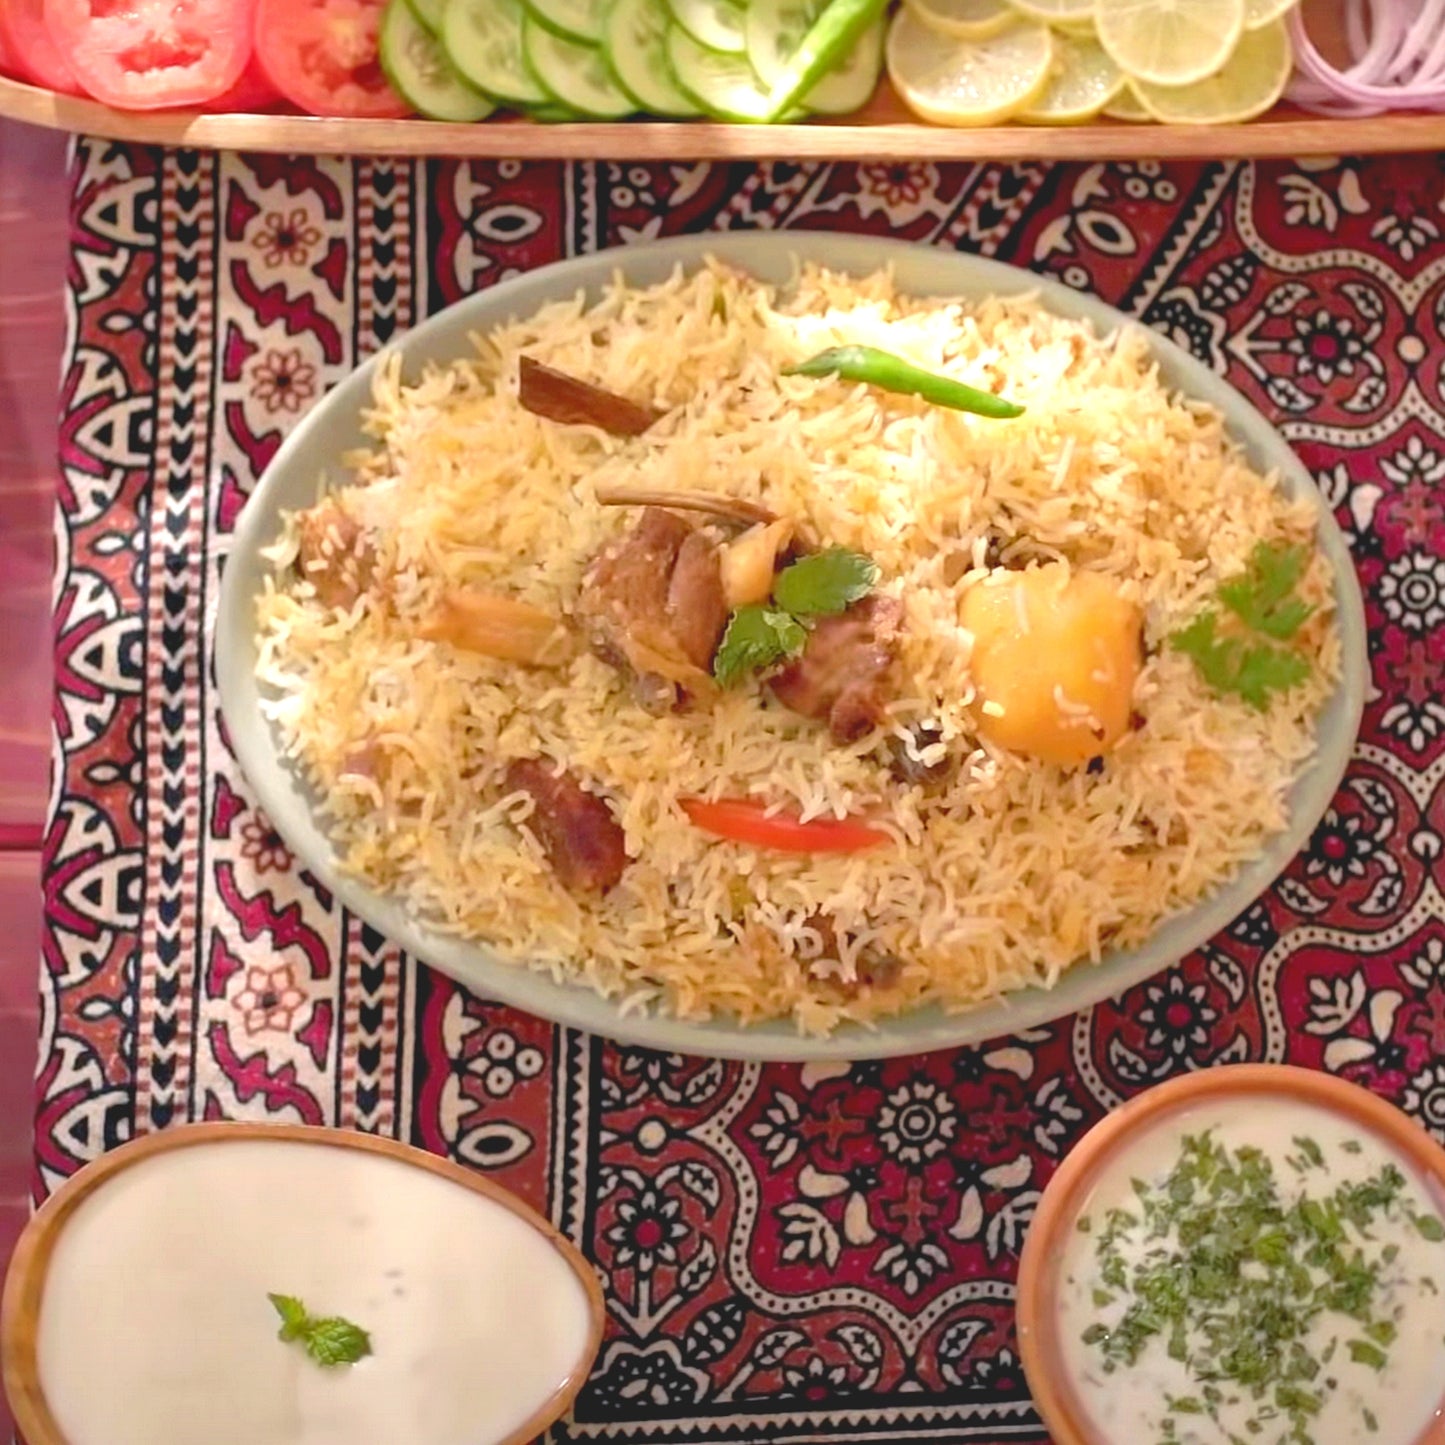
[[5, 72, 1445, 159]]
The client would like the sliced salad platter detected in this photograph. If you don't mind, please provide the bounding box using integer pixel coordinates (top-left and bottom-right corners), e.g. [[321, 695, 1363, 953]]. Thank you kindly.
[[1, 0, 1443, 163]]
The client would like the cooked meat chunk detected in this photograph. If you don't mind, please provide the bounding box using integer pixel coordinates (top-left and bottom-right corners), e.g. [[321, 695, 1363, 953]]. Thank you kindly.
[[577, 507, 727, 711], [296, 498, 374, 610], [505, 758, 627, 894], [885, 722, 954, 788], [518, 356, 662, 437], [769, 594, 903, 743], [668, 530, 731, 669]]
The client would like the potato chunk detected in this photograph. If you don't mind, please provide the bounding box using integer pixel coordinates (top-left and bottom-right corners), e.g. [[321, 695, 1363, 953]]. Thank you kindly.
[[961, 564, 1142, 767]]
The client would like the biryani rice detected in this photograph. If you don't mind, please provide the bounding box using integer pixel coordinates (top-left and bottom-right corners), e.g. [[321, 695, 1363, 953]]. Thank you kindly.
[[255, 260, 1339, 1035]]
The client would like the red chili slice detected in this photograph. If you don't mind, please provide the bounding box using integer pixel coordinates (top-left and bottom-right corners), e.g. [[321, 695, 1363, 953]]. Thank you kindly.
[[681, 797, 890, 854]]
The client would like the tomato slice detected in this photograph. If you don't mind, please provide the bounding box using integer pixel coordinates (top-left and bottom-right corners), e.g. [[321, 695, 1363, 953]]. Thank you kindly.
[[681, 798, 891, 855], [43, 0, 249, 108], [208, 48, 281, 109], [254, 0, 407, 117], [0, 0, 81, 92]]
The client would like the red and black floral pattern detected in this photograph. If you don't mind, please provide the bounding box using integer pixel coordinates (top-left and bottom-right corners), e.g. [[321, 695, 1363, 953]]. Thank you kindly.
[[39, 143, 1445, 1444]]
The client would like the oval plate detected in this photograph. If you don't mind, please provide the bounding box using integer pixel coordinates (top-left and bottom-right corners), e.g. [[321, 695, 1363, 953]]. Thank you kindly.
[[216, 232, 1367, 1062]]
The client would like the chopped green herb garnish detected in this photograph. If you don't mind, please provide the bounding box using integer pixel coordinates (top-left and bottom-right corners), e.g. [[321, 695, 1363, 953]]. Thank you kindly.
[[1218, 542, 1314, 639], [772, 547, 879, 617], [712, 605, 807, 687], [712, 547, 878, 686], [268, 1292, 372, 1368], [1171, 610, 1311, 711], [1364, 1407, 1378, 1433], [1347, 1340, 1387, 1370], [1075, 1130, 1442, 1444], [1170, 541, 1315, 710], [1341, 1141, 1363, 1155]]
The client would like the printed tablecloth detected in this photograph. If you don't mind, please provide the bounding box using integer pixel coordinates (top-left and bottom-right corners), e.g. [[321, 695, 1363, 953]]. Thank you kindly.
[[40, 140, 1445, 1443]]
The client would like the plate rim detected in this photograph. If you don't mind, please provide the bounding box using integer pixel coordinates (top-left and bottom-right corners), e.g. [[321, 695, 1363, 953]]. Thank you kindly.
[[215, 231, 1367, 1062]]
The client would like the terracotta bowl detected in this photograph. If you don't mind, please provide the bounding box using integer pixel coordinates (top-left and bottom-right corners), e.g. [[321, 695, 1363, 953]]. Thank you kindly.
[[1017, 1064, 1445, 1445], [0, 1122, 606, 1445]]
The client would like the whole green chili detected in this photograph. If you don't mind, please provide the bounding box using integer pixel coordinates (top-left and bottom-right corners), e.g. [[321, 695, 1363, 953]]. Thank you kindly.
[[764, 0, 890, 122], [783, 345, 1025, 418]]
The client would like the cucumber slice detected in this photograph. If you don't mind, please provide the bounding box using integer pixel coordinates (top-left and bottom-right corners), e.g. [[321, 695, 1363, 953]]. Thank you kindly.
[[526, 101, 589, 119], [665, 25, 776, 119], [381, 0, 495, 118], [444, 0, 547, 105], [666, 0, 745, 54], [604, 0, 700, 114], [523, 14, 634, 116], [404, 0, 445, 33], [746, 0, 882, 114], [525, 0, 604, 43]]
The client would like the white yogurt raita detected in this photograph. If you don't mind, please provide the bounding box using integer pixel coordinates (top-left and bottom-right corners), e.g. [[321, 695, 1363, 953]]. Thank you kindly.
[[35, 1139, 595, 1445], [1057, 1095, 1445, 1445]]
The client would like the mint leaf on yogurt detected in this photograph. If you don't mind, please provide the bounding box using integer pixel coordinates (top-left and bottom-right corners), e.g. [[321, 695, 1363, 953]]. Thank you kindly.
[[268, 1292, 372, 1368]]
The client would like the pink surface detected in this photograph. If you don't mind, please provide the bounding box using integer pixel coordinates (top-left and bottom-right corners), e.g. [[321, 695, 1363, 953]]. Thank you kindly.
[[0, 116, 67, 1443], [1, 119, 63, 837]]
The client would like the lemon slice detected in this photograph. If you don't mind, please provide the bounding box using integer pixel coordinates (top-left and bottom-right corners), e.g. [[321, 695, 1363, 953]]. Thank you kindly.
[[1101, 80, 1150, 119], [1244, 0, 1298, 27], [904, 0, 1015, 39], [1018, 27, 1123, 121], [1132, 16, 1290, 123], [1095, 0, 1245, 86], [1006, 0, 1092, 19], [888, 12, 1054, 124]]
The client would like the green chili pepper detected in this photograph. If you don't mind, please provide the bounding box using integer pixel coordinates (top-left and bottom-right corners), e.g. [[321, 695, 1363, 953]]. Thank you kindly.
[[783, 345, 1025, 418], [764, 0, 890, 122]]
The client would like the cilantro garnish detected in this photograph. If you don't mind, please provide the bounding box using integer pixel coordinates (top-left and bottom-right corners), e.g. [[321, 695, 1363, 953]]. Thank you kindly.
[[1218, 542, 1314, 639], [1077, 1131, 1445, 1444], [1170, 542, 1315, 711], [772, 547, 879, 617], [268, 1292, 372, 1368], [713, 606, 806, 687], [713, 547, 877, 687]]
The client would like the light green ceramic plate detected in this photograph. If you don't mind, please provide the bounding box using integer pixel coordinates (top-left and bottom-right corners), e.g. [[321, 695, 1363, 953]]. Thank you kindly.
[[215, 233, 1366, 1062]]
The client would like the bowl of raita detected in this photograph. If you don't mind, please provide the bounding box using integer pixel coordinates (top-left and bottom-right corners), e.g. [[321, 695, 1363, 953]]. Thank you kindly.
[[1017, 1065, 1445, 1445]]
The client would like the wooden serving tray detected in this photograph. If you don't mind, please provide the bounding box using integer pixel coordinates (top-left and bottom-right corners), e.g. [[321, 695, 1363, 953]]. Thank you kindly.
[[5, 66, 1445, 161]]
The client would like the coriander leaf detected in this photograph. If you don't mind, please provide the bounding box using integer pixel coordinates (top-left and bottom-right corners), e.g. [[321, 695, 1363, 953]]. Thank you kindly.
[[1171, 611, 1238, 693], [773, 547, 878, 617], [268, 1293, 309, 1342], [713, 606, 806, 686], [1218, 542, 1314, 640], [305, 1317, 373, 1367], [1170, 610, 1310, 711], [1347, 1340, 1387, 1370], [1232, 643, 1311, 711], [1414, 1213, 1445, 1242]]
